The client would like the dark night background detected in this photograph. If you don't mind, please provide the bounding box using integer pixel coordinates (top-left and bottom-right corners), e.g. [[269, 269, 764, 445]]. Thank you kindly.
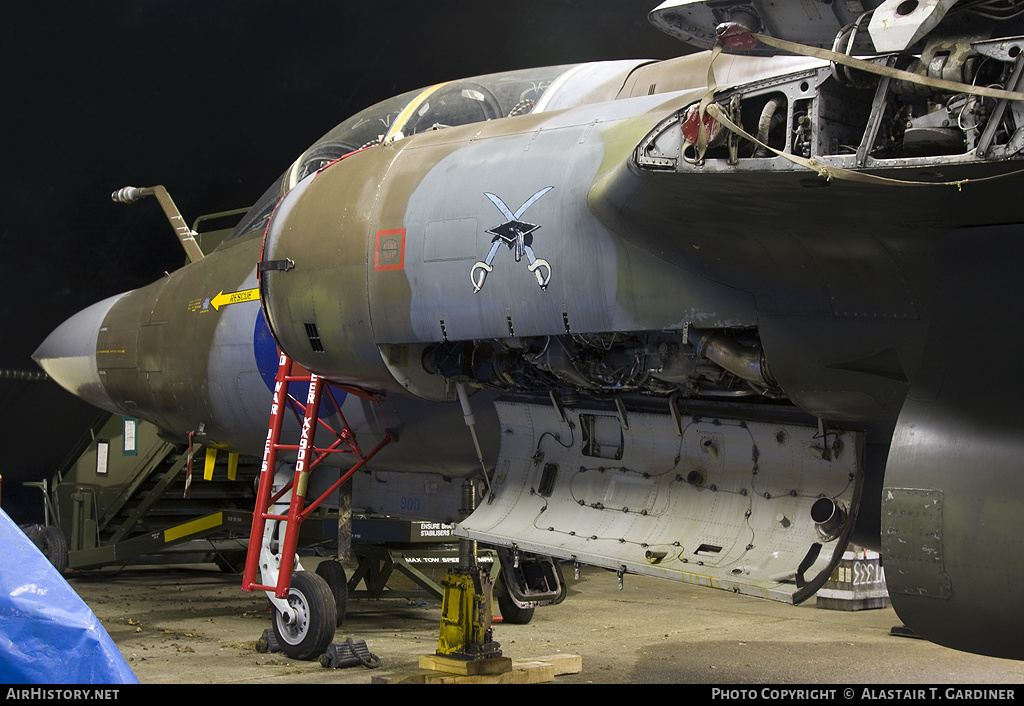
[[0, 1, 686, 523]]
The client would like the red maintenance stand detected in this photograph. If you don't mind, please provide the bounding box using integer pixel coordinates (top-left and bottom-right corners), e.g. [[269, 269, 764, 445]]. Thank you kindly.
[[241, 351, 394, 658]]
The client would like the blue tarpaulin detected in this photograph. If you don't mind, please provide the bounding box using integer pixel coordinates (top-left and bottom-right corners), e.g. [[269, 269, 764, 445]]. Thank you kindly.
[[0, 508, 137, 684]]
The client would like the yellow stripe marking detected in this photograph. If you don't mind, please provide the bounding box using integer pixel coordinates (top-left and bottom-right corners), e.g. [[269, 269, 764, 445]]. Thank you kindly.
[[164, 512, 224, 543]]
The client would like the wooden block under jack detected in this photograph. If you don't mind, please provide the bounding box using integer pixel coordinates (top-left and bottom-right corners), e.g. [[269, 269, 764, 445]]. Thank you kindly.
[[375, 653, 583, 684], [418, 653, 512, 676], [528, 654, 583, 675]]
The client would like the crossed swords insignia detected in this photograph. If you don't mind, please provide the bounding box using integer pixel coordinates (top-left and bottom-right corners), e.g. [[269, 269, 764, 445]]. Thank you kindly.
[[471, 186, 553, 293]]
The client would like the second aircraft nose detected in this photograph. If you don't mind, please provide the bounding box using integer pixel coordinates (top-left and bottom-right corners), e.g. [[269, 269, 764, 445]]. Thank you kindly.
[[32, 293, 126, 413]]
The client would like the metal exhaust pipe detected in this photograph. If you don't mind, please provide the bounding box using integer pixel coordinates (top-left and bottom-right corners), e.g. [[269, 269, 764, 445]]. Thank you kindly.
[[811, 497, 845, 541], [688, 330, 778, 390]]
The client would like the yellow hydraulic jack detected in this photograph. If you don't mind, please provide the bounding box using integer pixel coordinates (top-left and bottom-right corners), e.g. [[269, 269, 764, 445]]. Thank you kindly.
[[428, 480, 510, 675], [437, 569, 500, 657]]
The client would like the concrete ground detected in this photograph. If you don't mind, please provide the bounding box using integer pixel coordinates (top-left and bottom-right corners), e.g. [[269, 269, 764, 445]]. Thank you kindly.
[[67, 557, 1024, 685]]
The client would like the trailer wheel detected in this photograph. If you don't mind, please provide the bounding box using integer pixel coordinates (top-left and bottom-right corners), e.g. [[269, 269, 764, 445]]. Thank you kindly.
[[34, 526, 68, 574], [314, 559, 348, 627], [272, 571, 337, 660]]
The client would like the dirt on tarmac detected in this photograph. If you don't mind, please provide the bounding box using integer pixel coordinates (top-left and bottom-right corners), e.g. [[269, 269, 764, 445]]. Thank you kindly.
[[64, 556, 1024, 685]]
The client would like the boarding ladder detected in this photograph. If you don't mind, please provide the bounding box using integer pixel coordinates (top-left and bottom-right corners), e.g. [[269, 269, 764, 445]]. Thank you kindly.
[[241, 351, 395, 598]]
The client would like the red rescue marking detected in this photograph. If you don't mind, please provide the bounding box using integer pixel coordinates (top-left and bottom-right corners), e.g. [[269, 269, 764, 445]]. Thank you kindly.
[[375, 229, 407, 271]]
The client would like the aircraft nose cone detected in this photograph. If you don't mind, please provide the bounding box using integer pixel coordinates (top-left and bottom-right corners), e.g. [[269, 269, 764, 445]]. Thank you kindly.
[[33, 293, 126, 412]]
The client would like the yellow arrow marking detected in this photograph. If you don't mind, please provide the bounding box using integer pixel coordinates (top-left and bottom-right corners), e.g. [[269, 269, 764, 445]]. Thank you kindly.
[[211, 287, 259, 311]]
